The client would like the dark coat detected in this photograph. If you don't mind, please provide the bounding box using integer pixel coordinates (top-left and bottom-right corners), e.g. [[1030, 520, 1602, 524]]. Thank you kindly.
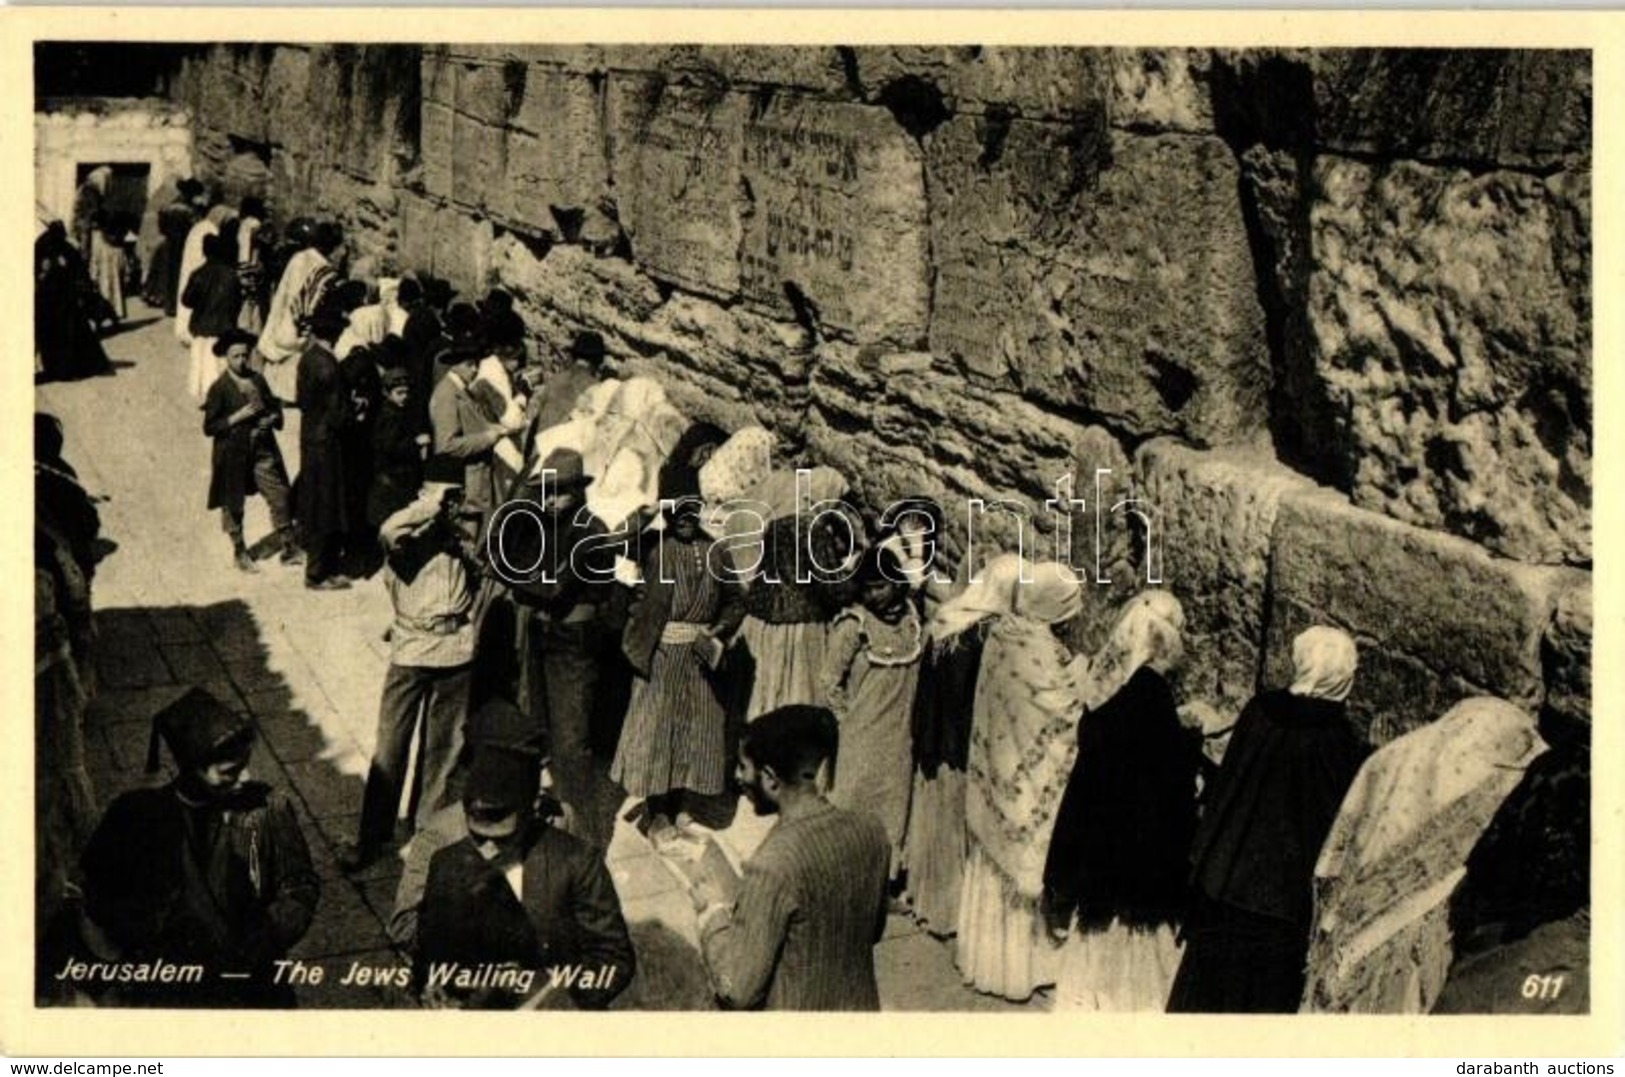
[[621, 536, 747, 678], [1186, 689, 1369, 927], [78, 780, 320, 1007], [367, 399, 424, 528], [416, 823, 635, 1009], [182, 260, 242, 340], [1043, 665, 1201, 931], [295, 340, 350, 537], [203, 369, 286, 514]]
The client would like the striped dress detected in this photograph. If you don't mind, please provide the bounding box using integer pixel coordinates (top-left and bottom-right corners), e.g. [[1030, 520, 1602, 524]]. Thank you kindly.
[[611, 537, 732, 798]]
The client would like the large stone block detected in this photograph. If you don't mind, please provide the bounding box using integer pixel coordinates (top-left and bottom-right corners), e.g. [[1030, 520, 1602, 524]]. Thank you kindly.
[[1309, 157, 1590, 565], [264, 47, 315, 155], [507, 68, 609, 229], [419, 101, 453, 199], [421, 46, 456, 107], [1135, 440, 1314, 720], [1310, 49, 1590, 168], [1109, 48, 1216, 133], [1264, 486, 1571, 741], [929, 120, 1271, 446], [849, 46, 1109, 121], [453, 58, 523, 127], [449, 112, 505, 213], [608, 75, 745, 299], [740, 96, 930, 345], [1542, 577, 1592, 729]]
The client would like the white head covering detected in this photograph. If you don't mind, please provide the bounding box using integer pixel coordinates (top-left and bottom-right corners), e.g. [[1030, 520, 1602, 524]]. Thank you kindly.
[[699, 426, 775, 505], [929, 552, 1026, 642], [1013, 561, 1084, 626], [1289, 626, 1359, 703], [1082, 589, 1186, 710]]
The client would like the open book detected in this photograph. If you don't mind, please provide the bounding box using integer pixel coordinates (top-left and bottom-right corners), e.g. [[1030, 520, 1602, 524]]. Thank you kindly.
[[652, 827, 743, 906]]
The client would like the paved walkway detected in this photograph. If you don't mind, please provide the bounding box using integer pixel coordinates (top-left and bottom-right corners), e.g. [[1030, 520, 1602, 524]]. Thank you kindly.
[[39, 301, 1035, 1012]]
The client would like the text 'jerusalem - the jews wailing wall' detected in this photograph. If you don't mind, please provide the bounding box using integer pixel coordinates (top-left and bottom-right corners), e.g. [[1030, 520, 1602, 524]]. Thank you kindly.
[[159, 43, 1592, 738]]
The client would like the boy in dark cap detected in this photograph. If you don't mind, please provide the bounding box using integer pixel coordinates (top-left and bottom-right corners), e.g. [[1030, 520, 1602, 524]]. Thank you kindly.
[[415, 740, 635, 1010], [74, 687, 320, 1007], [202, 328, 299, 572], [367, 362, 428, 529]]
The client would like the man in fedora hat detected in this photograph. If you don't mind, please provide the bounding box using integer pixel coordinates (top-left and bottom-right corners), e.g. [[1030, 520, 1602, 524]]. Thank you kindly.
[[429, 314, 523, 535], [415, 739, 635, 1009], [340, 457, 478, 873], [500, 446, 619, 848], [72, 687, 320, 1008]]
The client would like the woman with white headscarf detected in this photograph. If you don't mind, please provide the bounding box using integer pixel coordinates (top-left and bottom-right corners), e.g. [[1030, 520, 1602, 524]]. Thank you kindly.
[[955, 557, 1086, 1001], [1167, 626, 1370, 1012], [1043, 589, 1199, 1012], [1300, 696, 1546, 1013]]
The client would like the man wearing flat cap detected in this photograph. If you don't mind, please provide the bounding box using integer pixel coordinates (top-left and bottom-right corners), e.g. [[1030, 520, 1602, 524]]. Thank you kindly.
[[340, 458, 477, 873], [501, 446, 619, 849], [415, 739, 635, 1010], [73, 687, 320, 1007]]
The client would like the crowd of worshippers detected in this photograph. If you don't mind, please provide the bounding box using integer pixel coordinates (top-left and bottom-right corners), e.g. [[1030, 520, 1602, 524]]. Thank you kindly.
[[40, 190, 1591, 1015]]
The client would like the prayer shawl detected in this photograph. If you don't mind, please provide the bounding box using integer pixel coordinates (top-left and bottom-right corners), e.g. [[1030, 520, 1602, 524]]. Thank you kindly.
[[963, 560, 1086, 900], [257, 248, 337, 400], [1301, 697, 1545, 1013]]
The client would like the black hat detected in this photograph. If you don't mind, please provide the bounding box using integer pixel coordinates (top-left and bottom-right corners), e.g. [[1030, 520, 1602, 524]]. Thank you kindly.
[[380, 365, 412, 391], [176, 177, 206, 200], [212, 328, 258, 358], [466, 697, 545, 755], [539, 448, 593, 490], [463, 743, 540, 816], [146, 686, 254, 774], [570, 331, 606, 365]]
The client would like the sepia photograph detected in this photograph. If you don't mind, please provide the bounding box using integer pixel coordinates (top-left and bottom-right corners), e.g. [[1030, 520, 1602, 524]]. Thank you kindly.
[[22, 17, 1603, 1046]]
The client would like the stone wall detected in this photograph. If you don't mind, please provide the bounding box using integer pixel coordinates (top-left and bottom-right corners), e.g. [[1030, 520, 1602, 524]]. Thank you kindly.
[[171, 43, 1593, 736]]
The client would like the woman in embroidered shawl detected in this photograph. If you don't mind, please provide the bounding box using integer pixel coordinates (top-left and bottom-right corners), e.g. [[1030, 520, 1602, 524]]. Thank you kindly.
[[955, 557, 1086, 1001], [1167, 626, 1369, 1013], [1044, 589, 1200, 1012], [822, 544, 925, 881], [1299, 696, 1546, 1014]]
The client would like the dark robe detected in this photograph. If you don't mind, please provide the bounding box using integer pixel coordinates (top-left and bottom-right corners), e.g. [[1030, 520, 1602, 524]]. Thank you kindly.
[[911, 627, 986, 777], [1166, 689, 1369, 1013], [182, 259, 243, 340], [1044, 666, 1201, 932], [152, 200, 197, 315], [416, 824, 635, 1009], [76, 781, 320, 1008], [400, 306, 443, 432], [367, 398, 424, 528], [35, 230, 111, 383], [338, 349, 382, 558], [294, 340, 351, 540], [203, 369, 287, 514]]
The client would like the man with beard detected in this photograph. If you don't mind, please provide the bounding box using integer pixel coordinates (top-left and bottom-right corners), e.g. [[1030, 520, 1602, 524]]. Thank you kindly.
[[70, 687, 320, 1008], [689, 705, 889, 1010]]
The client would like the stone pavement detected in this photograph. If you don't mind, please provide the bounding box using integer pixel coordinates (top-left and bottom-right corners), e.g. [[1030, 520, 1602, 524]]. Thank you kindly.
[[38, 301, 1038, 1013]]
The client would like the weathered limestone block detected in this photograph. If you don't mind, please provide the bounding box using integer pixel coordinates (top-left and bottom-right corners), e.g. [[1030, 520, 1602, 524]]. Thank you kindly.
[[1135, 440, 1314, 719], [421, 46, 456, 107], [1309, 157, 1591, 565], [450, 113, 506, 214], [507, 69, 608, 231], [1265, 486, 1571, 741], [740, 96, 930, 345], [400, 201, 492, 295], [929, 119, 1270, 445], [420, 102, 453, 199], [490, 237, 666, 353], [850, 46, 1108, 120], [1109, 48, 1216, 133], [453, 58, 523, 127], [608, 76, 745, 299], [696, 46, 853, 94], [1310, 49, 1590, 168], [1542, 577, 1592, 729]]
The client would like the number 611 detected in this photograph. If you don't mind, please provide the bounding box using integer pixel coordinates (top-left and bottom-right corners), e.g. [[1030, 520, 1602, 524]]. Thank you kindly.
[[1521, 974, 1565, 1000]]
